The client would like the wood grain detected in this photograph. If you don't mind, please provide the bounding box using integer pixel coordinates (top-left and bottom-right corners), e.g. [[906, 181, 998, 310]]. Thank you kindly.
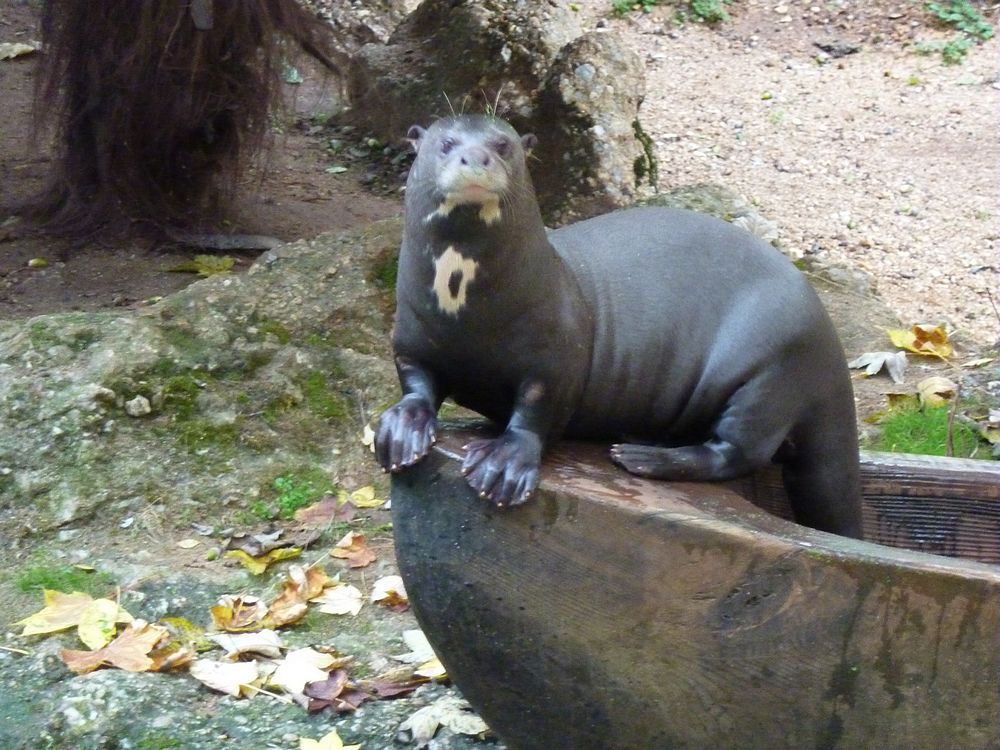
[[392, 429, 1000, 750]]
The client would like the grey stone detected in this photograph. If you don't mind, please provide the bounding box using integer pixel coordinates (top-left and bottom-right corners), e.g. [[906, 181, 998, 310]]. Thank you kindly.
[[347, 1, 649, 221], [0, 220, 404, 531]]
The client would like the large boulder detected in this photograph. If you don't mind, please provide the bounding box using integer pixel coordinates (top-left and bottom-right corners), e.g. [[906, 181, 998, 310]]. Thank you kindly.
[[347, 0, 650, 221], [0, 220, 404, 533]]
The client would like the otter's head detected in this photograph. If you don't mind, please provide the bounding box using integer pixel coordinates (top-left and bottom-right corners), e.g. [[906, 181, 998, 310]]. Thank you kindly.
[[406, 115, 538, 227]]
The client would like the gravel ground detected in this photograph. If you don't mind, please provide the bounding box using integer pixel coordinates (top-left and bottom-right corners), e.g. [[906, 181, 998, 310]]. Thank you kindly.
[[579, 0, 999, 349]]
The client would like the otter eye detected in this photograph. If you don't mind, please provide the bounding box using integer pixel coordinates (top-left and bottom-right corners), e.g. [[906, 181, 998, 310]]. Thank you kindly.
[[492, 138, 512, 158], [441, 137, 457, 155]]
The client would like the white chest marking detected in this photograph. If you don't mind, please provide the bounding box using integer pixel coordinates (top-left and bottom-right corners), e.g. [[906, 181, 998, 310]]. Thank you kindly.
[[432, 245, 478, 315], [425, 195, 502, 226]]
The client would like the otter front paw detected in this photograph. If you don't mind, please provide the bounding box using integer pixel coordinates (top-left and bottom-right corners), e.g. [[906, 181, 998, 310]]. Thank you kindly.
[[461, 429, 541, 508], [375, 395, 437, 472]]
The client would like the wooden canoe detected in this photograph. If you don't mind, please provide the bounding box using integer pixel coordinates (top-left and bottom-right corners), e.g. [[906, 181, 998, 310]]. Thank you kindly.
[[391, 427, 1000, 750]]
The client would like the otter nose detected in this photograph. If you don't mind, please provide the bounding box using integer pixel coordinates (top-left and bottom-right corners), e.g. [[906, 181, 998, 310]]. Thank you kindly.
[[459, 146, 491, 169]]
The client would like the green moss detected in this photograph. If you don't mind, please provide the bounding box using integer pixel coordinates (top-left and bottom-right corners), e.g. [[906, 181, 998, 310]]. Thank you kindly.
[[632, 119, 659, 189], [258, 467, 334, 520], [28, 321, 97, 353], [174, 419, 241, 452], [254, 319, 292, 345], [871, 405, 987, 458], [162, 374, 203, 419], [372, 250, 399, 289], [136, 734, 184, 750], [299, 371, 350, 421], [16, 565, 117, 597]]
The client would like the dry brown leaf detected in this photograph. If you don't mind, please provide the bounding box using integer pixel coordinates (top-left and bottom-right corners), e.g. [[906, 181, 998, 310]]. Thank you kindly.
[[266, 564, 331, 628], [371, 576, 408, 610], [294, 497, 357, 527], [331, 532, 377, 569], [61, 620, 168, 675], [916, 376, 957, 408], [210, 594, 269, 632]]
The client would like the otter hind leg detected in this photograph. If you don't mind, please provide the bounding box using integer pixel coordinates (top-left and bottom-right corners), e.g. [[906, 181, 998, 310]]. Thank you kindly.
[[609, 439, 758, 482]]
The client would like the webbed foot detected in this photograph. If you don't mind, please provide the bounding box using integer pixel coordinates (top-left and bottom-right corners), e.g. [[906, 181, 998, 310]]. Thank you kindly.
[[461, 428, 541, 508], [375, 395, 437, 472]]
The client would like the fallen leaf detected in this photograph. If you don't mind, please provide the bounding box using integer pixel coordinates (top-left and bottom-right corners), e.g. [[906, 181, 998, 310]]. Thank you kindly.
[[77, 597, 124, 650], [227, 529, 284, 556], [168, 254, 235, 277], [210, 594, 269, 632], [160, 616, 212, 652], [361, 424, 376, 452], [299, 728, 362, 750], [294, 496, 357, 526], [17, 590, 133, 640], [346, 485, 383, 509], [148, 639, 197, 671], [393, 630, 436, 665], [397, 695, 489, 747], [847, 351, 907, 383], [302, 669, 371, 713], [372, 576, 408, 609], [413, 657, 447, 680], [313, 583, 364, 616], [225, 546, 301, 575], [916, 376, 957, 408], [887, 324, 953, 359], [960, 357, 996, 369], [269, 647, 337, 694], [267, 564, 332, 628], [364, 670, 427, 699], [61, 620, 168, 674], [0, 41, 39, 60], [206, 629, 284, 659], [331, 532, 377, 568], [190, 658, 262, 697], [177, 538, 200, 549]]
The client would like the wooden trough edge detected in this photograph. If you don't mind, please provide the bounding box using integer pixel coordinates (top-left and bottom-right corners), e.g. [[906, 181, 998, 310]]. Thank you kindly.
[[390, 429, 1000, 750]]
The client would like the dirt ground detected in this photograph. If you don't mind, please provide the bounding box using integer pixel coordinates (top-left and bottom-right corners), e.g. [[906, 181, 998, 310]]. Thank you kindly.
[[0, 2, 401, 318]]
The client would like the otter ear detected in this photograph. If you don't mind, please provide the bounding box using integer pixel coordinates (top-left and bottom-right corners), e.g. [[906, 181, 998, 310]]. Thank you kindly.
[[406, 125, 426, 152], [521, 133, 538, 156]]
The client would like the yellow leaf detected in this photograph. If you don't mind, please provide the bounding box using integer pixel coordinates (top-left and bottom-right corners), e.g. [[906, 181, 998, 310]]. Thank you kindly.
[[18, 590, 95, 636], [300, 728, 361, 750], [414, 656, 447, 680], [18, 591, 132, 639], [177, 538, 200, 549], [224, 546, 301, 575], [348, 485, 383, 509], [78, 598, 123, 650], [886, 325, 952, 359]]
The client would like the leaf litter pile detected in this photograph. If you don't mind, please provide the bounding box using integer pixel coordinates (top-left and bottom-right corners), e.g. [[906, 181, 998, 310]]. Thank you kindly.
[[847, 322, 999, 456], [14, 487, 490, 749]]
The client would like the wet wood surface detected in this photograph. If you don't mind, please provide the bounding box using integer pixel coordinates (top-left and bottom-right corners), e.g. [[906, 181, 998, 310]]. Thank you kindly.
[[391, 428, 1000, 750]]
